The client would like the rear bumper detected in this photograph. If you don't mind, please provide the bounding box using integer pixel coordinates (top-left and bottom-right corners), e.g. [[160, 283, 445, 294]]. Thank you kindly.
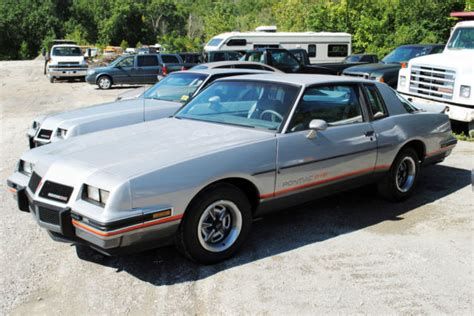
[[400, 93, 474, 123], [6, 180, 181, 256]]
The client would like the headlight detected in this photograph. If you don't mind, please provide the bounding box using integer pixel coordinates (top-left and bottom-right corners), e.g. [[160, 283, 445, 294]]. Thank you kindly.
[[19, 160, 34, 176], [56, 128, 68, 139], [83, 184, 110, 206], [460, 85, 471, 98], [399, 75, 406, 87]]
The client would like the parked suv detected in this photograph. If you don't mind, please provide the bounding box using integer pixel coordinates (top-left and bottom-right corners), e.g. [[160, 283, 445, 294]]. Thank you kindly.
[[86, 54, 186, 89]]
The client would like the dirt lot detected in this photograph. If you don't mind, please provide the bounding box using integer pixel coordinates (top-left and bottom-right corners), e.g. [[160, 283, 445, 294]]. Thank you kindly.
[[0, 60, 473, 315]]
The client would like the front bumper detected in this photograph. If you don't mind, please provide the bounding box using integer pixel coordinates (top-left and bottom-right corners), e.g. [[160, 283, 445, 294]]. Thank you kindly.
[[400, 93, 474, 123], [6, 180, 182, 256], [48, 68, 88, 78]]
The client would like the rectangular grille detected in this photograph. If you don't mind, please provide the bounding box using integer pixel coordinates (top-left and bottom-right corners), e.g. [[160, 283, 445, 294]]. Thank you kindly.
[[58, 62, 79, 65], [38, 207, 60, 225], [37, 129, 52, 140], [39, 181, 74, 203], [28, 172, 42, 193], [409, 65, 455, 100]]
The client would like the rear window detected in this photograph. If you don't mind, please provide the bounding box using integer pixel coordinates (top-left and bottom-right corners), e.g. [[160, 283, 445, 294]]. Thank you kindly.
[[161, 55, 180, 63], [137, 55, 158, 66], [328, 44, 349, 57]]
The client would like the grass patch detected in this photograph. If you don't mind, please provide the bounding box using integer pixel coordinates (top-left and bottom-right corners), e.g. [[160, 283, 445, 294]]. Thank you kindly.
[[452, 132, 473, 142]]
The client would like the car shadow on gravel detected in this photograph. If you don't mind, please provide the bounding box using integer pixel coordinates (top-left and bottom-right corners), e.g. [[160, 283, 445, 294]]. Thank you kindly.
[[75, 164, 471, 285]]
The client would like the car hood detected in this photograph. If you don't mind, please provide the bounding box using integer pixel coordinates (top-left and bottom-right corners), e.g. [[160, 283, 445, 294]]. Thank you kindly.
[[408, 50, 473, 71], [26, 118, 275, 179], [344, 62, 401, 74], [39, 98, 178, 131]]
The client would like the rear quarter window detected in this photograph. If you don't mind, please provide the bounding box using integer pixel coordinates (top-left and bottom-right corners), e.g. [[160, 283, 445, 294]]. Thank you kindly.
[[161, 55, 180, 63]]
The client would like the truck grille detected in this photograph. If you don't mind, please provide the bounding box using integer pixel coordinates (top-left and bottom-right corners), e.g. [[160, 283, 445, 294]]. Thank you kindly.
[[28, 172, 42, 193], [409, 65, 455, 100], [39, 181, 74, 203], [37, 129, 52, 140], [38, 207, 60, 225]]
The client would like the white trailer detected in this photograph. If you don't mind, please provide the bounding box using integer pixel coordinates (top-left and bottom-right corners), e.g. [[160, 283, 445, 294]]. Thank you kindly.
[[204, 26, 351, 64]]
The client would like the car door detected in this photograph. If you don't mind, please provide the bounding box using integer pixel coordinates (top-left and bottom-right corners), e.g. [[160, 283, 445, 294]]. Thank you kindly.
[[273, 83, 377, 200], [113, 56, 135, 84], [136, 55, 160, 83]]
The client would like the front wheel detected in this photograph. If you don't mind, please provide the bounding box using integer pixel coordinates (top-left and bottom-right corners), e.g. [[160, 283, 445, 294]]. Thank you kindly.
[[176, 183, 252, 264], [377, 148, 420, 202], [97, 76, 112, 89]]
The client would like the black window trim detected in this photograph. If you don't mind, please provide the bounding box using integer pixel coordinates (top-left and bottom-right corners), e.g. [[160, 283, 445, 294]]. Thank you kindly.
[[327, 44, 349, 57], [360, 83, 389, 121], [283, 82, 370, 134], [137, 55, 159, 67]]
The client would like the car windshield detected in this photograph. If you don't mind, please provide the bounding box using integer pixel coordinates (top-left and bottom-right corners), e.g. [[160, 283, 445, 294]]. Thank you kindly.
[[143, 72, 207, 102], [52, 47, 83, 56], [190, 64, 208, 70], [344, 55, 361, 62], [382, 46, 432, 63], [176, 80, 300, 131], [447, 27, 474, 49], [207, 38, 223, 47]]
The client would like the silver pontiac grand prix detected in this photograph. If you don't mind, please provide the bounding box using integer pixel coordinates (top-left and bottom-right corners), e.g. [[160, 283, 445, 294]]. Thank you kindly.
[[8, 74, 456, 264]]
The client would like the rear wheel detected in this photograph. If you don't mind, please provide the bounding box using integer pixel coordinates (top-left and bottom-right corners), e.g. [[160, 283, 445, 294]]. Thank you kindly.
[[176, 183, 252, 264], [377, 148, 419, 201], [97, 76, 112, 89]]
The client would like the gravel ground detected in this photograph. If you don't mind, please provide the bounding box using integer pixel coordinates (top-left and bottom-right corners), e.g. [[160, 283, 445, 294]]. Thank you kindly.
[[1, 60, 473, 315]]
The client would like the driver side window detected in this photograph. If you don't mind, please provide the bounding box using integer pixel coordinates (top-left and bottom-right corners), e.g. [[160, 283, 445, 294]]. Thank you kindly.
[[117, 56, 134, 68], [288, 84, 364, 132]]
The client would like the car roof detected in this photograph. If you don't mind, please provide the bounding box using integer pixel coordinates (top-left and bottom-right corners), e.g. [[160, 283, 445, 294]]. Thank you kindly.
[[173, 68, 270, 76], [215, 73, 373, 86]]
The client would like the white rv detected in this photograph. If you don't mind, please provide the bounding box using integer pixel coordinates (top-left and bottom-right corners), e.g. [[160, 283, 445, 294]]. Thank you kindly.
[[204, 26, 351, 64], [397, 21, 474, 136]]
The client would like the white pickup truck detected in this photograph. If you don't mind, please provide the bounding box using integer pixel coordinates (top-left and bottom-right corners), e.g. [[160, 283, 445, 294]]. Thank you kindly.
[[46, 44, 89, 83], [397, 21, 474, 136]]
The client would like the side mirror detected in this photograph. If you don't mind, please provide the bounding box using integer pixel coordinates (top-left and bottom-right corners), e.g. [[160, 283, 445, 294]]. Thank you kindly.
[[41, 48, 46, 57], [307, 119, 327, 139]]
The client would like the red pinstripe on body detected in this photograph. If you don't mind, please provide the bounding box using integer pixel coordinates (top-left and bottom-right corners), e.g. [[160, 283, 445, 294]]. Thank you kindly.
[[260, 164, 391, 199], [72, 214, 183, 237]]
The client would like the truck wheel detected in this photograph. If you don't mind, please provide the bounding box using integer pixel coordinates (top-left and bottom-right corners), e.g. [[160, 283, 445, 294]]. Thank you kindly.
[[176, 183, 252, 264], [49, 77, 54, 83], [377, 147, 419, 202], [97, 76, 112, 89]]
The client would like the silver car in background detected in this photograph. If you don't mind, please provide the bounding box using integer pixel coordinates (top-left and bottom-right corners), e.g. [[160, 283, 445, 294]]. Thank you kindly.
[[8, 74, 456, 264], [27, 69, 268, 148]]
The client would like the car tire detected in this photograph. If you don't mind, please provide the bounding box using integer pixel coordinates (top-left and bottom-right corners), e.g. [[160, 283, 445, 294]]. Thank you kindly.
[[176, 183, 252, 264], [49, 76, 54, 83], [377, 147, 420, 202], [97, 76, 112, 89]]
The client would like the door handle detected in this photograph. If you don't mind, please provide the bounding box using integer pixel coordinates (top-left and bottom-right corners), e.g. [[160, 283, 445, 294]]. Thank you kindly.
[[364, 131, 375, 137]]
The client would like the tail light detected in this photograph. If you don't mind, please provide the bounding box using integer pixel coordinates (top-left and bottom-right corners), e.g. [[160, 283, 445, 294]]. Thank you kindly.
[[401, 62, 407, 68], [162, 65, 168, 76]]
